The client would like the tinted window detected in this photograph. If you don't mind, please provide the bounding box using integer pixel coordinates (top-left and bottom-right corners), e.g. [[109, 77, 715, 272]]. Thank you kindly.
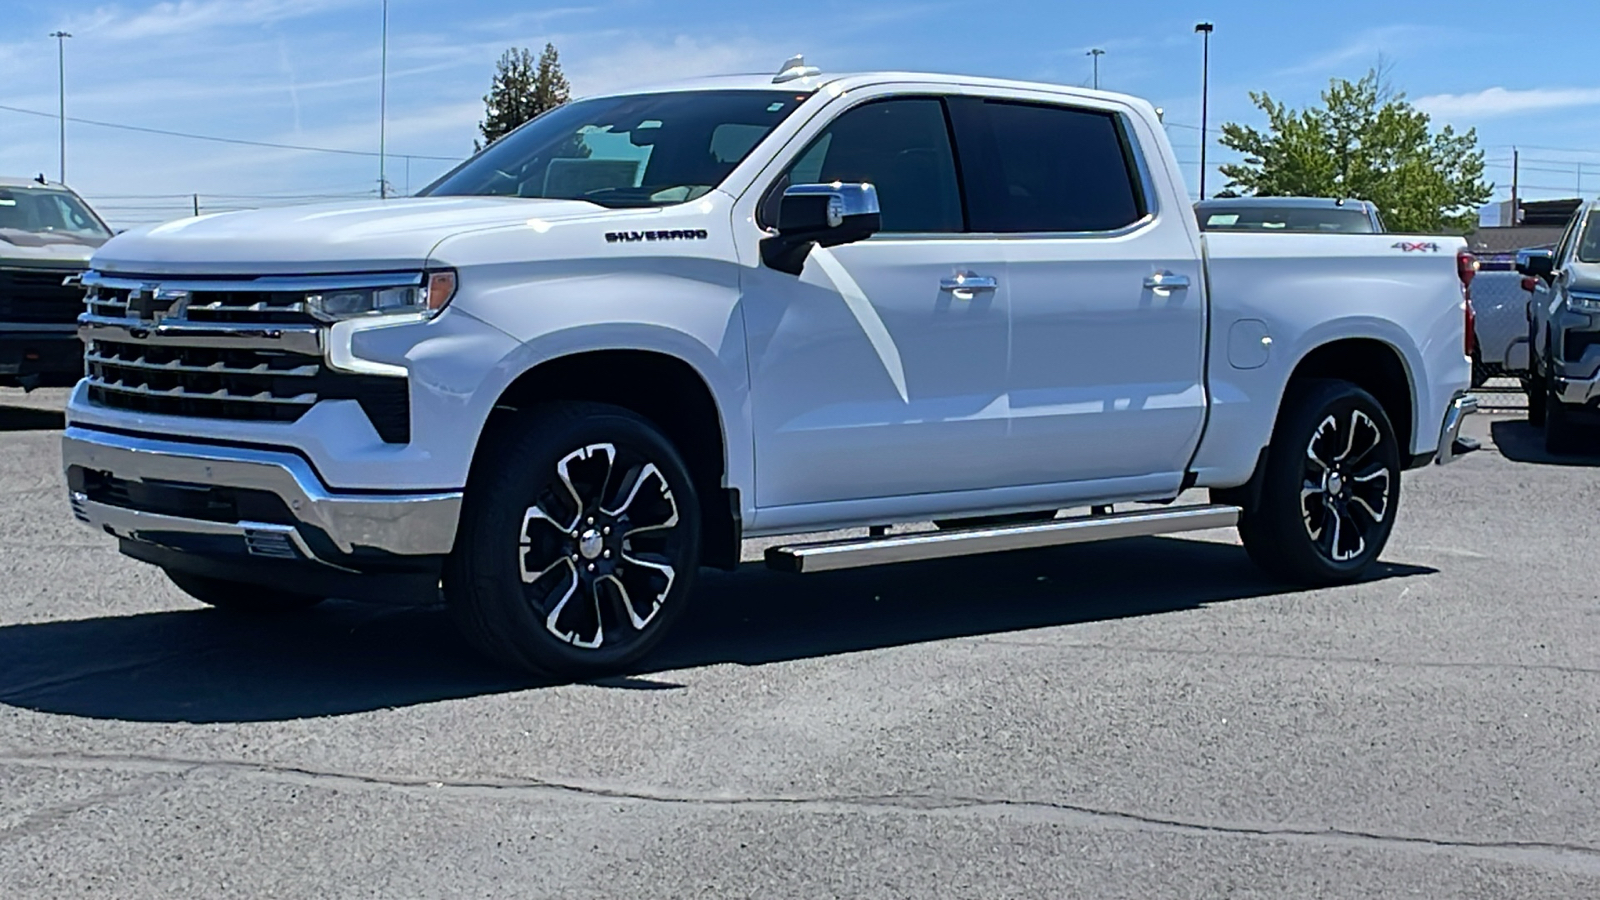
[[423, 90, 808, 208], [765, 98, 963, 233], [0, 187, 111, 238], [1198, 205, 1377, 233], [1576, 212, 1600, 264], [954, 100, 1144, 233]]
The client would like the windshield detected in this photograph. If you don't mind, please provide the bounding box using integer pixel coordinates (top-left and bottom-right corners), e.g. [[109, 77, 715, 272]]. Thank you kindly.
[[422, 89, 811, 208], [0, 187, 111, 239], [1199, 204, 1378, 234], [1577, 212, 1600, 263]]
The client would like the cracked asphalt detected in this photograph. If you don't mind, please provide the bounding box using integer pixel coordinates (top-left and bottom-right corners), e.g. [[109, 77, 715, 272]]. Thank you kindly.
[[2, 387, 1599, 898]]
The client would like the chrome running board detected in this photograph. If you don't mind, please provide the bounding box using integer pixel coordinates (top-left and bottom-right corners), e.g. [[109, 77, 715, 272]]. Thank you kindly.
[[765, 504, 1242, 574]]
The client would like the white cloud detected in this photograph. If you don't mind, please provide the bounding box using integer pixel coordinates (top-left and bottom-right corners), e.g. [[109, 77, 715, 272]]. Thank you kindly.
[[1274, 25, 1444, 79], [1415, 86, 1600, 120], [64, 0, 360, 42]]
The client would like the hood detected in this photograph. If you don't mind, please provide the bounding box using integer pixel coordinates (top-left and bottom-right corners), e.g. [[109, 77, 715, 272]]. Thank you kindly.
[[0, 227, 103, 267], [90, 196, 608, 276]]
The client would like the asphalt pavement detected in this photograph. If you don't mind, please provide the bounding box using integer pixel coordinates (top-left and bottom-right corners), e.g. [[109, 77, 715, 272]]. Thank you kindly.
[[2, 386, 1598, 898]]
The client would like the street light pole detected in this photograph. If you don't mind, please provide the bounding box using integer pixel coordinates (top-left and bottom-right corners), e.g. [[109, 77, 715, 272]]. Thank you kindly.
[[379, 0, 388, 198], [1194, 22, 1214, 200], [49, 31, 71, 185], [1087, 48, 1105, 90]]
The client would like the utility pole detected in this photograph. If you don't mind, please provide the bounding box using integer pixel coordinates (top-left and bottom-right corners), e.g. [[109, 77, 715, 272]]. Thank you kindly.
[[1195, 22, 1214, 200], [1087, 48, 1105, 90], [1511, 147, 1519, 224], [49, 31, 71, 185], [379, 0, 389, 199]]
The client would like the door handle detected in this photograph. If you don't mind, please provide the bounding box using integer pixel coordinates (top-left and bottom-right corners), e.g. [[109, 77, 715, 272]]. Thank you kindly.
[[1144, 272, 1190, 290], [940, 272, 998, 300]]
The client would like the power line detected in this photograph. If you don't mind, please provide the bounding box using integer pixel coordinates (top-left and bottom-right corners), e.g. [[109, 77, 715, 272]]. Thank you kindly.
[[0, 102, 459, 162]]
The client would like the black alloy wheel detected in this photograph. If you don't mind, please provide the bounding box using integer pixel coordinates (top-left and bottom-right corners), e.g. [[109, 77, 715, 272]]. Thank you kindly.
[[1235, 379, 1401, 585], [445, 402, 701, 677]]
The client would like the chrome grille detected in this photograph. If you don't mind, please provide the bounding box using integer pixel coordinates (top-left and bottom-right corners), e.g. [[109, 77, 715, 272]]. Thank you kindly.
[[85, 338, 320, 422], [86, 284, 315, 324], [77, 271, 416, 441]]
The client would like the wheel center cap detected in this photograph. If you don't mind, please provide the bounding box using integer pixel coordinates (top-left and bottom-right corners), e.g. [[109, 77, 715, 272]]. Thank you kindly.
[[578, 528, 604, 560], [1327, 471, 1345, 495]]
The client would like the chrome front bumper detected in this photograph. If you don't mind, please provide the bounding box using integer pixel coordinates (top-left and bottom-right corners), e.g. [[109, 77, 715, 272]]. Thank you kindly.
[[1434, 393, 1480, 465], [62, 427, 462, 564], [1554, 372, 1600, 406]]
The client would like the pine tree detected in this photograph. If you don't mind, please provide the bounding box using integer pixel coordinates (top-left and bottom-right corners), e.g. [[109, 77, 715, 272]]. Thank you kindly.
[[477, 43, 572, 149]]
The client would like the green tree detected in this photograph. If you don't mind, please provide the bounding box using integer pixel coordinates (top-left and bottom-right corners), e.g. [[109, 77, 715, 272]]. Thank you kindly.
[[477, 43, 572, 149], [1218, 70, 1492, 233]]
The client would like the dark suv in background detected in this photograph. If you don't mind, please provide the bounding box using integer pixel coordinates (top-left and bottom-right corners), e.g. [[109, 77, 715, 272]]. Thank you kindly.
[[0, 177, 112, 389]]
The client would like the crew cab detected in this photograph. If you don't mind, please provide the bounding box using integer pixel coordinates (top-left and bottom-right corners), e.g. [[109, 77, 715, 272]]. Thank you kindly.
[[62, 60, 1477, 676], [1520, 200, 1600, 452], [1, 177, 113, 389]]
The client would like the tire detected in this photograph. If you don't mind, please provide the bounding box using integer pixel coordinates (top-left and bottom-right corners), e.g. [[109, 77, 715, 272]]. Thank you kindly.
[[1527, 371, 1547, 427], [164, 569, 324, 614], [1236, 379, 1401, 586], [443, 402, 702, 678], [1544, 381, 1583, 455]]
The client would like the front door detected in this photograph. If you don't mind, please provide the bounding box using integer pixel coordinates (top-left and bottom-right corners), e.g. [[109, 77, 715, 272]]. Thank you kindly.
[[948, 95, 1208, 495], [741, 95, 1012, 509]]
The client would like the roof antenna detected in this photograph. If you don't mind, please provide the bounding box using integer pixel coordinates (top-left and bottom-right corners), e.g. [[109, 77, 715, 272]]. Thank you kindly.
[[34, 173, 46, 185], [773, 54, 821, 84]]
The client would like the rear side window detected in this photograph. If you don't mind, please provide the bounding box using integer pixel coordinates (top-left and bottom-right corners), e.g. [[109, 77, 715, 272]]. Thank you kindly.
[[763, 97, 964, 234], [952, 99, 1145, 234]]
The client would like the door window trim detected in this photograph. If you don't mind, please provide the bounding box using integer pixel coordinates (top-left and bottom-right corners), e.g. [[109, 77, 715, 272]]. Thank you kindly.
[[754, 93, 969, 237]]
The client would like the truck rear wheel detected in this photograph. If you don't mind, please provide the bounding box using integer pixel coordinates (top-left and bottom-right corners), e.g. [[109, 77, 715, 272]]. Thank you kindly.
[[444, 402, 702, 678], [1236, 379, 1401, 586], [164, 570, 324, 614]]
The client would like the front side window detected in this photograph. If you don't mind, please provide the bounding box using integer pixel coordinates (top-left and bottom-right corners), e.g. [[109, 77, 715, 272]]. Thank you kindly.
[[1576, 211, 1600, 264], [423, 90, 809, 209], [764, 97, 964, 234], [953, 100, 1145, 234], [0, 187, 111, 239]]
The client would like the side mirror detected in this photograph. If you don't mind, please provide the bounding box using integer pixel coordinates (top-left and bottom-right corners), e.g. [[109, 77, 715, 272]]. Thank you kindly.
[[1516, 248, 1555, 279], [760, 182, 881, 276]]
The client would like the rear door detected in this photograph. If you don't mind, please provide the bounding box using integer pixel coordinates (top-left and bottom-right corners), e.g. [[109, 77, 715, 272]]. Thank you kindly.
[[947, 95, 1207, 494]]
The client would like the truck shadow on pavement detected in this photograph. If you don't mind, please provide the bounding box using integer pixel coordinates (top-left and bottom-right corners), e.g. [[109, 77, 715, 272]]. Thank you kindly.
[[0, 403, 65, 432], [1489, 419, 1600, 466], [0, 536, 1435, 724]]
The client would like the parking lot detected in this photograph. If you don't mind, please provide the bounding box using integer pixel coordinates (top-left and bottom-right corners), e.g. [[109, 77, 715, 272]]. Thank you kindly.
[[1, 387, 1598, 897]]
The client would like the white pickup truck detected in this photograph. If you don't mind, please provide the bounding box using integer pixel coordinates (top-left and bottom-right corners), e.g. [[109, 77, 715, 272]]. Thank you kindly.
[[62, 60, 1478, 676]]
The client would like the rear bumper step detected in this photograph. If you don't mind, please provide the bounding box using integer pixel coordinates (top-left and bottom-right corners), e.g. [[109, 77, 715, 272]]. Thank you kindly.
[[765, 504, 1242, 574]]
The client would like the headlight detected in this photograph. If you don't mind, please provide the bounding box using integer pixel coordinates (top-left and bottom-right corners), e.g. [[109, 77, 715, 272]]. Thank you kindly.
[[306, 270, 457, 322], [1567, 291, 1600, 312]]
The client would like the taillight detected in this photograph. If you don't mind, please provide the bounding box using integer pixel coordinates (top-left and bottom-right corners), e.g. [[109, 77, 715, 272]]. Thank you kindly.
[[1457, 250, 1478, 292], [1521, 275, 1538, 292], [1458, 250, 1478, 357]]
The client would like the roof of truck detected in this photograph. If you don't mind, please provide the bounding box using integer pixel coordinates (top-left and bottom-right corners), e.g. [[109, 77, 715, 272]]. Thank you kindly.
[[583, 69, 1147, 109], [0, 176, 72, 190]]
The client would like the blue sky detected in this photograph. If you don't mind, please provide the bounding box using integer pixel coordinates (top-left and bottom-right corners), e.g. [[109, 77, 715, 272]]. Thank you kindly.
[[2, 0, 1598, 227]]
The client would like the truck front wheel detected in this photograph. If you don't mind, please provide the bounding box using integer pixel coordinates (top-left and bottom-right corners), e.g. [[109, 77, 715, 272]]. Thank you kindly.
[[1236, 379, 1401, 586], [444, 402, 702, 678]]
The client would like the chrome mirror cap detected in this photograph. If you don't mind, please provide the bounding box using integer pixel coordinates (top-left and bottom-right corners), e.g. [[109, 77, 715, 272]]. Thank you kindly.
[[782, 182, 881, 226]]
